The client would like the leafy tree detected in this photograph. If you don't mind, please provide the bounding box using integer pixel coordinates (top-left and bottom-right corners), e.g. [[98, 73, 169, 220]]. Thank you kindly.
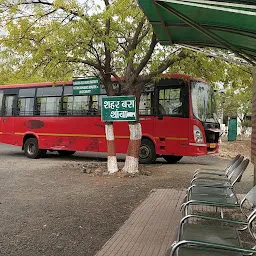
[[221, 65, 252, 124], [0, 0, 190, 173]]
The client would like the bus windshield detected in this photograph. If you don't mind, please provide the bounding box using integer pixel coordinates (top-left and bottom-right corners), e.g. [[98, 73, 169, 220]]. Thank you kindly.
[[190, 80, 217, 122]]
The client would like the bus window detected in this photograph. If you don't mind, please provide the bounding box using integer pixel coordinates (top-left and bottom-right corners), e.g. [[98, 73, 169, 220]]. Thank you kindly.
[[63, 96, 73, 115], [63, 85, 72, 95], [158, 88, 184, 116], [0, 90, 3, 114], [17, 98, 34, 116], [36, 97, 61, 116], [36, 86, 62, 115], [63, 86, 97, 115], [17, 89, 36, 116], [3, 95, 16, 116], [139, 93, 152, 115], [19, 88, 36, 97], [91, 95, 99, 115], [191, 81, 216, 122], [37, 86, 62, 97], [73, 96, 90, 115]]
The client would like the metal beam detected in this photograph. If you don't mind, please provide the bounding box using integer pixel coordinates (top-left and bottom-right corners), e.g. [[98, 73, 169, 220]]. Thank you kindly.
[[155, 0, 256, 65], [152, 0, 173, 45], [150, 21, 256, 40]]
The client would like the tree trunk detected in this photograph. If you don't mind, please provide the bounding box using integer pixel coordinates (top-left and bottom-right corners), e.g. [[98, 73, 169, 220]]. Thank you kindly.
[[122, 85, 143, 173], [105, 122, 118, 174], [102, 76, 119, 174], [122, 122, 142, 173]]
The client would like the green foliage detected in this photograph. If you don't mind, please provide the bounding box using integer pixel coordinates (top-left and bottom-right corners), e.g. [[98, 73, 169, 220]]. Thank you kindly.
[[0, 1, 211, 86], [220, 66, 252, 122], [223, 85, 252, 120], [241, 119, 252, 128], [0, 0, 253, 104]]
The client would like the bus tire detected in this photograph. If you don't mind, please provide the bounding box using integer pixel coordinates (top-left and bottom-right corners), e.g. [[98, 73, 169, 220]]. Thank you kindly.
[[139, 139, 156, 164], [163, 155, 183, 164], [24, 138, 44, 159], [57, 150, 76, 156]]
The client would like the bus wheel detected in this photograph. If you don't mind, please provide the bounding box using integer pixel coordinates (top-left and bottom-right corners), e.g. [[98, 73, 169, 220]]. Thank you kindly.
[[57, 150, 76, 156], [24, 138, 44, 159], [163, 155, 183, 164], [139, 139, 156, 164]]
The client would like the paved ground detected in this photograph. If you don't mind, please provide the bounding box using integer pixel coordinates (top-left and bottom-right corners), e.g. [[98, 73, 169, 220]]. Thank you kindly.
[[0, 143, 254, 256], [96, 189, 186, 256], [95, 191, 252, 256]]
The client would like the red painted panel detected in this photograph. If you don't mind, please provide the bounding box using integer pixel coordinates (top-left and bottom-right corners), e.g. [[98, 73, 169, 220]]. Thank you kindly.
[[0, 115, 211, 157], [154, 116, 189, 155], [1, 117, 15, 145]]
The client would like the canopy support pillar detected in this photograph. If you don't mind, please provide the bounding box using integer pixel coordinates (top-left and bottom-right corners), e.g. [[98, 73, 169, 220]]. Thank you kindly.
[[252, 66, 256, 185]]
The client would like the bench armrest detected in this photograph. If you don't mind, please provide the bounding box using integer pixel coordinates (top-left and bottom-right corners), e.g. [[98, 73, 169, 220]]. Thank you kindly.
[[193, 171, 226, 178], [180, 214, 247, 225], [180, 199, 240, 216], [194, 168, 223, 174]]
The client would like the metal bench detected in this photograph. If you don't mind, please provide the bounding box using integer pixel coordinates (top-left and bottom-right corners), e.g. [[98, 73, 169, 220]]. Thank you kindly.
[[182, 159, 250, 218]]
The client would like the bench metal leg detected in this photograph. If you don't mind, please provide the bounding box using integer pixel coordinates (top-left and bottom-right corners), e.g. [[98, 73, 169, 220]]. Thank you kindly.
[[220, 207, 224, 218]]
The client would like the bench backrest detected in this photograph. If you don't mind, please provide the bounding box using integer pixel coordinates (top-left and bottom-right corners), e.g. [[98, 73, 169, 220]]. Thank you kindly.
[[241, 185, 256, 219], [224, 154, 241, 174], [227, 158, 248, 184]]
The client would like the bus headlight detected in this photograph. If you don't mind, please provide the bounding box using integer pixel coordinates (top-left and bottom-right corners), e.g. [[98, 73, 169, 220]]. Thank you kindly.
[[193, 125, 204, 143]]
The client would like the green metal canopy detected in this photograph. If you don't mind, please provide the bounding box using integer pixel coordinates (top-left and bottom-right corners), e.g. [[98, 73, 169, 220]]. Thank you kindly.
[[138, 0, 256, 64]]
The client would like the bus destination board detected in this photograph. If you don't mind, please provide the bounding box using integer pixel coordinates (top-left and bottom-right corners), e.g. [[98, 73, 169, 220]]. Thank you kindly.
[[73, 78, 100, 95]]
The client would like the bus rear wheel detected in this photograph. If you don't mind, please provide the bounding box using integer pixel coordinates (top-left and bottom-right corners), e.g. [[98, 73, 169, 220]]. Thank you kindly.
[[139, 139, 156, 164], [163, 155, 183, 164], [57, 150, 76, 156], [24, 138, 46, 159]]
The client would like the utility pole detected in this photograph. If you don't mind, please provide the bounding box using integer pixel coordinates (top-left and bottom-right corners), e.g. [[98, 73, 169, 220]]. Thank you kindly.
[[220, 90, 225, 124]]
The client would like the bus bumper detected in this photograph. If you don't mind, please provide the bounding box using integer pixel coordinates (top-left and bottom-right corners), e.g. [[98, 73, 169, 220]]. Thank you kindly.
[[186, 142, 219, 156]]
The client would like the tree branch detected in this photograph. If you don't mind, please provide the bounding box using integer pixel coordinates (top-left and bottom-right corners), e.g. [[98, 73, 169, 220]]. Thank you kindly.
[[137, 50, 188, 83], [65, 57, 103, 70], [103, 0, 111, 76], [129, 17, 146, 52], [7, 0, 104, 38], [17, 0, 82, 18], [134, 32, 157, 77], [19, 9, 57, 40], [136, 25, 150, 46]]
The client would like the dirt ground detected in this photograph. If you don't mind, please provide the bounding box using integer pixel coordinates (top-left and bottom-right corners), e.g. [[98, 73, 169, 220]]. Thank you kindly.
[[0, 140, 253, 256], [218, 137, 251, 160]]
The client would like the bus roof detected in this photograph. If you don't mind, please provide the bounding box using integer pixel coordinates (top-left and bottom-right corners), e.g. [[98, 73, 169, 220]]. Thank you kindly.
[[0, 80, 73, 89], [0, 73, 205, 89]]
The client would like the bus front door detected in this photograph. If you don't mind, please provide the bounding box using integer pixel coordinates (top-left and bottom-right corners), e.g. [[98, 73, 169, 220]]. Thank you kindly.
[[154, 115, 189, 156], [1, 94, 17, 145], [155, 86, 189, 156], [0, 90, 3, 135]]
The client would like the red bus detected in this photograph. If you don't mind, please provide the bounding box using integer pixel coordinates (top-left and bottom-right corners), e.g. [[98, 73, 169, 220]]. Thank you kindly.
[[0, 74, 220, 163]]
